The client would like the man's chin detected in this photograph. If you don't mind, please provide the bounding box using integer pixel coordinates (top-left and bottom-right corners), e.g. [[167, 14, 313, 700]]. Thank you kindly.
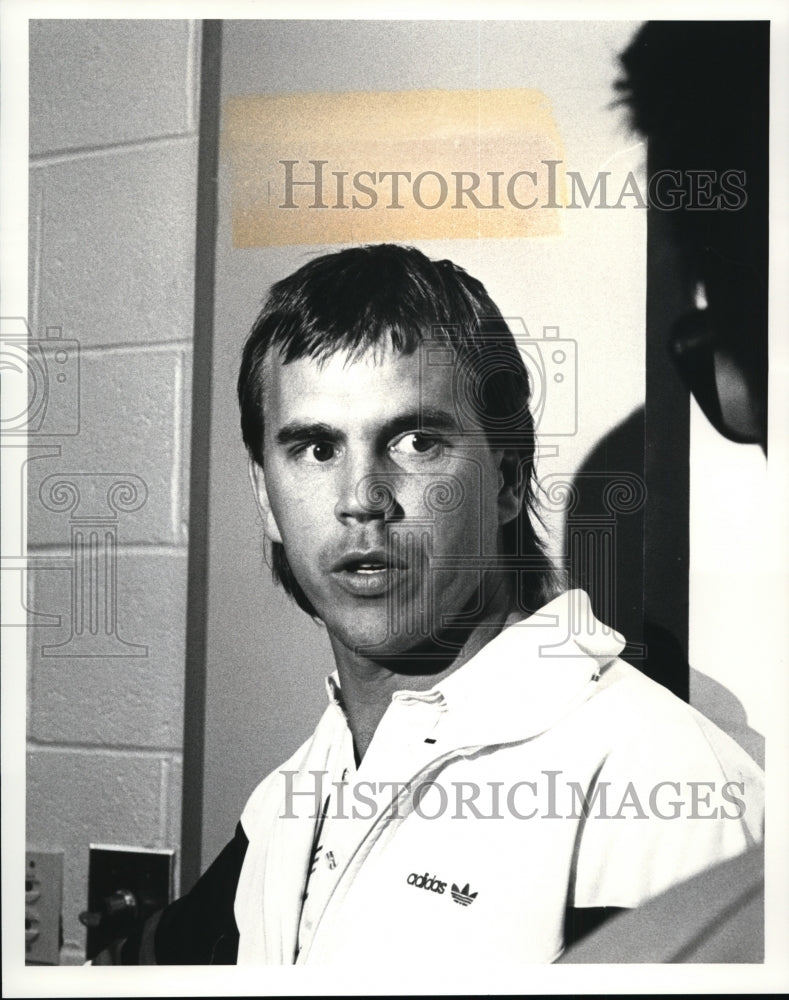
[[318, 575, 508, 669], [326, 615, 469, 672]]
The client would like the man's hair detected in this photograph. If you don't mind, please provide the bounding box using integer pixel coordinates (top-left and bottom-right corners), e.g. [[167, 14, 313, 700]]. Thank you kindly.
[[238, 243, 556, 618]]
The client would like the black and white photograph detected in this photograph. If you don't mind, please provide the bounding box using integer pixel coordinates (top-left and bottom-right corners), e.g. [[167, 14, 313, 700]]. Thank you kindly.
[[2, 1, 788, 995]]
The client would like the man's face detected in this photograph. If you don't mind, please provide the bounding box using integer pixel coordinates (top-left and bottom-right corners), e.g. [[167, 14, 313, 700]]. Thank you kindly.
[[253, 342, 519, 659]]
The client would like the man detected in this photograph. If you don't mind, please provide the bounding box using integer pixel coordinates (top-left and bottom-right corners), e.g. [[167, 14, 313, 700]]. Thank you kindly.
[[107, 243, 763, 965]]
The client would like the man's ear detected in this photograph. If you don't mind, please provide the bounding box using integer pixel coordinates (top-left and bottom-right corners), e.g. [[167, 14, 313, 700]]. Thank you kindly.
[[497, 449, 527, 526], [248, 459, 283, 543]]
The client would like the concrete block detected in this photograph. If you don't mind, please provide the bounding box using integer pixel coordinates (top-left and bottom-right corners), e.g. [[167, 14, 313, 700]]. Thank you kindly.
[[26, 349, 181, 546], [30, 20, 195, 155], [26, 748, 166, 951], [28, 552, 187, 749], [34, 139, 198, 347]]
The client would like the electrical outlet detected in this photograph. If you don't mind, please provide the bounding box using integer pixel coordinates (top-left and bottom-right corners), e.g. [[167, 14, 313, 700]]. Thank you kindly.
[[25, 850, 63, 965], [83, 845, 174, 960]]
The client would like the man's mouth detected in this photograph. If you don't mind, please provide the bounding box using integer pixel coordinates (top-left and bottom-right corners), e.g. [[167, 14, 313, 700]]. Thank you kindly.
[[332, 550, 406, 573], [331, 550, 407, 595]]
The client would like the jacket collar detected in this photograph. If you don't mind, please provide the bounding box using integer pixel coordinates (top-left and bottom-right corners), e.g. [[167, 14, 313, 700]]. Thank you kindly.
[[325, 589, 624, 750]]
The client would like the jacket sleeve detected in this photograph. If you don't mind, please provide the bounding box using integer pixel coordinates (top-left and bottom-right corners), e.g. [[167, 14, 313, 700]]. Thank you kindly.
[[570, 704, 763, 910], [95, 822, 249, 965]]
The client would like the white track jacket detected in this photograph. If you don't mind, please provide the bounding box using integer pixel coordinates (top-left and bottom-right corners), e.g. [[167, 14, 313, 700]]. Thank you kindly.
[[235, 591, 764, 964]]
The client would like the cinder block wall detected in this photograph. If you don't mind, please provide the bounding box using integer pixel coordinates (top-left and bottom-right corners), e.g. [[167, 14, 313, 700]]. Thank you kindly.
[[27, 20, 201, 964]]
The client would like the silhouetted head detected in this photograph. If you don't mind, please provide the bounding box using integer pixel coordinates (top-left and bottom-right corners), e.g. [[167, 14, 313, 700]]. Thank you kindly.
[[618, 21, 768, 449]]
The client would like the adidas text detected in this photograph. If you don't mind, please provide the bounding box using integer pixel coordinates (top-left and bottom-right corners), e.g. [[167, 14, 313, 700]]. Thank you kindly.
[[406, 871, 446, 894]]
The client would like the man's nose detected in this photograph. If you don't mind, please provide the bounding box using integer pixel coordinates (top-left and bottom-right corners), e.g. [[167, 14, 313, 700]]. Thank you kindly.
[[333, 453, 399, 524]]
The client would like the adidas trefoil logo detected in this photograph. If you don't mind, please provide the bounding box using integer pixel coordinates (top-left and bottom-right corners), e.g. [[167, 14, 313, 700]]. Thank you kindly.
[[450, 882, 478, 907]]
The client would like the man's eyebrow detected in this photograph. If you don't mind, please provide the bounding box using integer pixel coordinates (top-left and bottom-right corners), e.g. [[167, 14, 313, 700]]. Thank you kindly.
[[384, 408, 461, 437], [274, 410, 461, 448], [275, 421, 342, 446]]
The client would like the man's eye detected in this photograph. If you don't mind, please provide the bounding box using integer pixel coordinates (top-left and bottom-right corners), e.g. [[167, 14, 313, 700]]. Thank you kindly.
[[296, 441, 336, 463], [390, 433, 443, 458]]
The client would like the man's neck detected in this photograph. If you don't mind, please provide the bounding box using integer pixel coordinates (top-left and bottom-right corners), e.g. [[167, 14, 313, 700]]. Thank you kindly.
[[328, 576, 522, 762]]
